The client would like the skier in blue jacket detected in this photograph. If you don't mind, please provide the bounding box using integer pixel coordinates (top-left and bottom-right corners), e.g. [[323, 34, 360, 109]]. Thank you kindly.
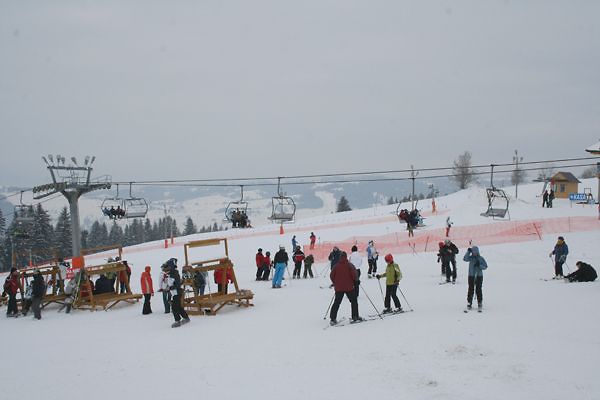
[[549, 236, 569, 279], [463, 246, 488, 311]]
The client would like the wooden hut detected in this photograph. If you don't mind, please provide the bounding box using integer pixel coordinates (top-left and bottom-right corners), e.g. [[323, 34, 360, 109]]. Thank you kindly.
[[550, 171, 581, 199]]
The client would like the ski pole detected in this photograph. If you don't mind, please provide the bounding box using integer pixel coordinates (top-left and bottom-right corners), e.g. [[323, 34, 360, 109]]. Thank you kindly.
[[323, 294, 335, 320], [320, 263, 329, 278], [398, 286, 414, 312], [360, 283, 383, 319], [377, 278, 385, 302]]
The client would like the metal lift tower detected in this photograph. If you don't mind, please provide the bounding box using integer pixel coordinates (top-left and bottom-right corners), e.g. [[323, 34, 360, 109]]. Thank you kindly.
[[32, 155, 111, 257]]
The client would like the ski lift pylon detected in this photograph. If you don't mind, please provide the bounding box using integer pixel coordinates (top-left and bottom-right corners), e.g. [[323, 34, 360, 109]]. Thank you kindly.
[[269, 177, 296, 223]]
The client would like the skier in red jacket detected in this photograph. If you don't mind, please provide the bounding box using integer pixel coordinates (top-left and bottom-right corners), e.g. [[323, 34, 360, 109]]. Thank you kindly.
[[329, 252, 363, 325], [140, 265, 154, 315]]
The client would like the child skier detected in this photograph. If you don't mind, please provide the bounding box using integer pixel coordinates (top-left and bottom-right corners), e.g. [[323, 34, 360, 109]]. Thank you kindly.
[[367, 241, 379, 278], [376, 254, 403, 313], [549, 236, 569, 279], [292, 246, 305, 279], [463, 246, 488, 311]]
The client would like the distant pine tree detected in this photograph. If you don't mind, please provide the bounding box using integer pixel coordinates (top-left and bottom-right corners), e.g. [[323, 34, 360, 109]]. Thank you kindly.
[[55, 207, 72, 259], [33, 204, 54, 262], [108, 221, 124, 246], [336, 196, 352, 212], [387, 196, 395, 205], [184, 217, 197, 236]]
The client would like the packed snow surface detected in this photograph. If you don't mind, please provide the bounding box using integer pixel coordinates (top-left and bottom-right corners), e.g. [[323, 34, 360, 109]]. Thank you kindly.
[[3, 180, 600, 400]]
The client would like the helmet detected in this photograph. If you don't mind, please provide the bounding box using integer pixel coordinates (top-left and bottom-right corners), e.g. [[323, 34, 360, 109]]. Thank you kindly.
[[444, 239, 451, 245], [258, 248, 262, 252], [438, 242, 444, 249], [384, 254, 394, 263]]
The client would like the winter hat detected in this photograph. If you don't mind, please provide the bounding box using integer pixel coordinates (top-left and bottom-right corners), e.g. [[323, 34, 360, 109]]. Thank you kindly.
[[438, 242, 445, 249], [351, 245, 358, 252], [279, 244, 285, 250], [265, 251, 270, 256], [258, 248, 262, 253], [384, 254, 394, 263], [444, 239, 451, 245], [470, 246, 480, 256], [558, 236, 564, 241]]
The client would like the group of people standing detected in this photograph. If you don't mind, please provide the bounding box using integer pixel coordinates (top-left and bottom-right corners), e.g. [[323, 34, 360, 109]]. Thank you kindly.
[[542, 189, 555, 208]]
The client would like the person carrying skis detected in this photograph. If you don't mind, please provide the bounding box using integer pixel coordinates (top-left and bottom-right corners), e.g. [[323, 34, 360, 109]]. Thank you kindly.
[[463, 246, 488, 311], [303, 254, 315, 278], [376, 254, 403, 313], [140, 265, 154, 315], [292, 246, 305, 279], [255, 248, 266, 281], [165, 258, 190, 328], [349, 245, 363, 297], [328, 246, 342, 271], [3, 267, 23, 317], [309, 232, 316, 250], [549, 236, 569, 279], [565, 261, 597, 282], [367, 241, 379, 278], [329, 252, 362, 325], [272, 245, 289, 288]]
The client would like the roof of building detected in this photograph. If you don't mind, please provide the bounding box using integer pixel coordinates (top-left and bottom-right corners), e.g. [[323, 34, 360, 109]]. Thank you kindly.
[[551, 171, 581, 183], [585, 140, 600, 154]]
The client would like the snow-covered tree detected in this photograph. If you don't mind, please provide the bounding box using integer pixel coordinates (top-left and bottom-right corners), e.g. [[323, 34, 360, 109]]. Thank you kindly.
[[452, 151, 477, 189], [54, 207, 72, 258]]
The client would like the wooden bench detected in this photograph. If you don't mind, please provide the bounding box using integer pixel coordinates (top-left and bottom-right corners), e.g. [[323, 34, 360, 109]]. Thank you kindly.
[[181, 238, 254, 316], [73, 261, 142, 311]]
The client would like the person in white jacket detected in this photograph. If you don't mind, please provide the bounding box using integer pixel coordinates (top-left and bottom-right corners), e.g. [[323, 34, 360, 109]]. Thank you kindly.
[[158, 265, 171, 313], [349, 245, 363, 297]]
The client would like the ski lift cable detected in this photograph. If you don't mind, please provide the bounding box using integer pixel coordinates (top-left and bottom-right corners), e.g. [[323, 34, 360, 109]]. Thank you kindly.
[[109, 160, 597, 189], [108, 156, 598, 188]]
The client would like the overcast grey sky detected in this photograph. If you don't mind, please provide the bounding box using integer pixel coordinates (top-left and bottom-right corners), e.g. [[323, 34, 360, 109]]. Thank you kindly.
[[0, 1, 598, 187]]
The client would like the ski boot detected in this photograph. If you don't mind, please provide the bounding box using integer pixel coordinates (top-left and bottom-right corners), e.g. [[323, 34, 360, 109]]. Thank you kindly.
[[181, 318, 190, 325], [171, 321, 182, 328], [330, 319, 338, 326], [382, 308, 392, 314]]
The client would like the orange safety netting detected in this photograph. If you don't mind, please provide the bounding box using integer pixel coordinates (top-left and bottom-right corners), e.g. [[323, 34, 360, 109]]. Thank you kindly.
[[306, 216, 600, 262]]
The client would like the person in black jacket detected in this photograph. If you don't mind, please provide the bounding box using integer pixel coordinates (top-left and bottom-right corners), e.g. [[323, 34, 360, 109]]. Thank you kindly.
[[94, 274, 115, 295], [565, 261, 597, 282], [437, 242, 453, 283], [166, 258, 190, 328], [445, 239, 459, 283], [31, 270, 46, 320]]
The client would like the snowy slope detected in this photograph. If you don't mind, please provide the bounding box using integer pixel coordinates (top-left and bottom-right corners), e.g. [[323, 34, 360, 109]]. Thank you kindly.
[[3, 179, 600, 400]]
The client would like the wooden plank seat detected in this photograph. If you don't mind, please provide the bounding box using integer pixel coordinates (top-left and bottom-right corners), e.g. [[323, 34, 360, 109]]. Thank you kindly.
[[76, 291, 142, 311], [41, 293, 68, 309], [73, 261, 142, 311], [182, 238, 254, 316]]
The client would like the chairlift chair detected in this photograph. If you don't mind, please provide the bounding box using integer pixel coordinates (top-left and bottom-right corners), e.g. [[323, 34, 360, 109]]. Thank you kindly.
[[123, 183, 148, 219], [101, 184, 125, 219], [480, 187, 510, 220], [269, 178, 296, 223], [14, 191, 34, 223], [224, 186, 249, 224]]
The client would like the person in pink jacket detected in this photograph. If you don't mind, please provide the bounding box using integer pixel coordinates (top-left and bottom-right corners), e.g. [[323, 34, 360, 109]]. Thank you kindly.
[[140, 265, 154, 315]]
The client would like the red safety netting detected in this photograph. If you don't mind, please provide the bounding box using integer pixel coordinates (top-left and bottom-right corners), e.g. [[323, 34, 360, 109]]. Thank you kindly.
[[306, 216, 600, 262]]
